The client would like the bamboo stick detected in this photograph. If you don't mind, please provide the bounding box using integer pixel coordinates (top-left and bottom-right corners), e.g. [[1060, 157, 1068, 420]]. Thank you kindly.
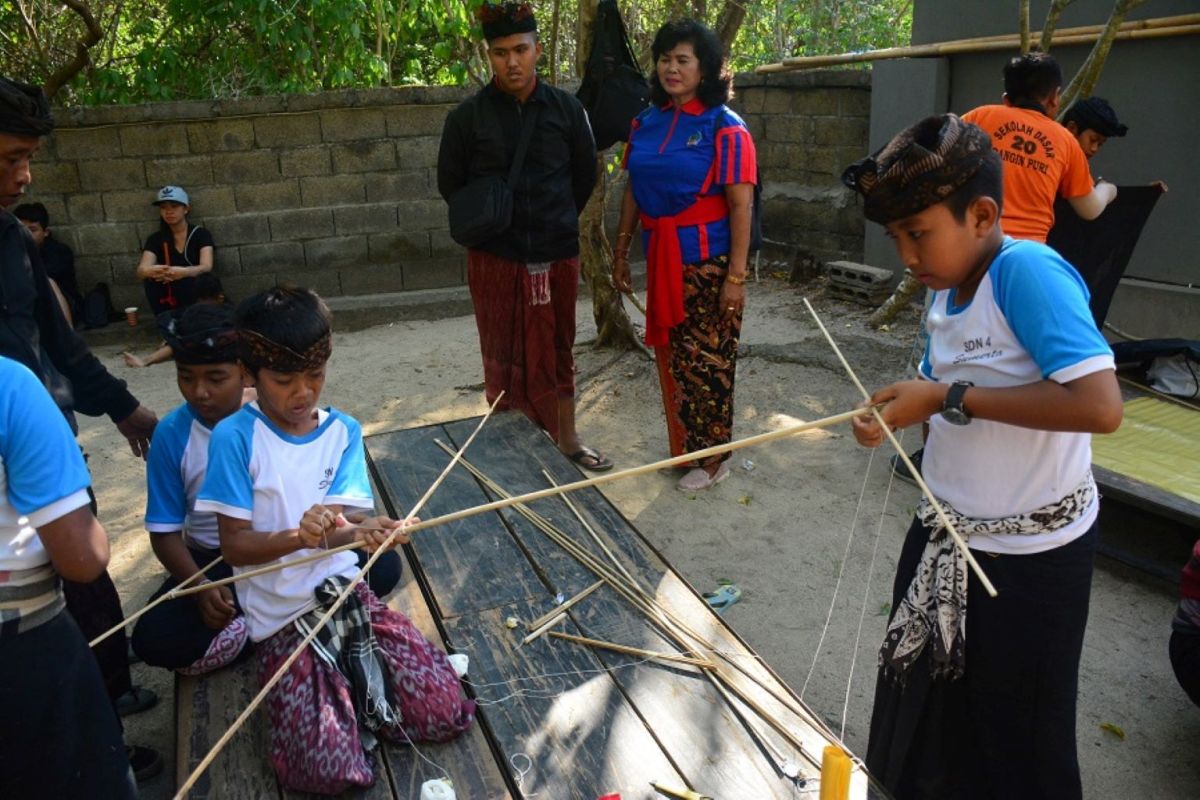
[[542, 468, 640, 587], [171, 404, 872, 598], [756, 19, 1200, 73], [89, 554, 223, 648], [172, 393, 503, 798], [802, 299, 997, 598], [527, 579, 605, 630], [937, 12, 1199, 49], [547, 631, 716, 668]]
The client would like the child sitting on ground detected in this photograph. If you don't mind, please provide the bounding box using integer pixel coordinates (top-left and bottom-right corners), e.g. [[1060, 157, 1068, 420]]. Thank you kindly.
[[195, 286, 473, 794], [842, 114, 1123, 800], [122, 272, 226, 368], [132, 302, 402, 675]]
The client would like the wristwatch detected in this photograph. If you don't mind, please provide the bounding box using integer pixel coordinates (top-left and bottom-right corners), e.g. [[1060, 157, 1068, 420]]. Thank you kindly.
[[941, 380, 974, 425]]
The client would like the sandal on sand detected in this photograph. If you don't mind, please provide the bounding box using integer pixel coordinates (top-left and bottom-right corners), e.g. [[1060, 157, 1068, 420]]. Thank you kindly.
[[676, 463, 730, 492], [568, 446, 613, 472], [703, 583, 743, 614]]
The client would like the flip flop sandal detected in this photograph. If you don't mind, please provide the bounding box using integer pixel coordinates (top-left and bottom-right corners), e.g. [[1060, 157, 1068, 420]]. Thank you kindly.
[[703, 583, 743, 613], [568, 446, 613, 472]]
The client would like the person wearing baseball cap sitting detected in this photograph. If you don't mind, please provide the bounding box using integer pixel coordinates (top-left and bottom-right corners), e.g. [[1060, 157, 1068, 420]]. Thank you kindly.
[[135, 184, 215, 317]]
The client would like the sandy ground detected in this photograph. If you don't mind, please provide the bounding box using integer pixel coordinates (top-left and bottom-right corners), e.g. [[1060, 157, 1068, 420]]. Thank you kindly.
[[78, 275, 1199, 798]]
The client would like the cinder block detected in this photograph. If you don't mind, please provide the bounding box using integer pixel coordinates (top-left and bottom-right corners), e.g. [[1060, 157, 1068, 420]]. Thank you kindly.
[[303, 236, 369, 268], [384, 105, 451, 138], [239, 241, 305, 274], [254, 114, 323, 148], [393, 199, 446, 232], [792, 89, 840, 116], [735, 87, 765, 115], [367, 230, 429, 261], [214, 248, 240, 274], [813, 116, 869, 147], [765, 117, 810, 144], [55, 127, 121, 159], [299, 174, 367, 206], [403, 257, 465, 290], [145, 155, 214, 189], [840, 88, 871, 118], [31, 162, 80, 193], [429, 229, 462, 258], [234, 180, 301, 213], [762, 88, 793, 115], [210, 151, 281, 184], [394, 136, 441, 170], [268, 208, 335, 241], [109, 283, 143, 310], [74, 255, 113, 287], [280, 146, 332, 177], [78, 158, 147, 192], [188, 120, 255, 153], [828, 282, 891, 307], [75, 223, 142, 256], [339, 263, 404, 295], [364, 171, 430, 203], [320, 109, 386, 142], [121, 124, 191, 156], [333, 203, 397, 235], [205, 214, 272, 246], [827, 260, 891, 288], [109, 253, 143, 286], [187, 186, 237, 217], [277, 268, 342, 298], [66, 193, 105, 224], [331, 140, 396, 174], [103, 189, 158, 223]]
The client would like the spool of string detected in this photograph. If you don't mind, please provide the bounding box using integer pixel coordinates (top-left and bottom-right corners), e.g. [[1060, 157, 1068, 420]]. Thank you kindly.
[[420, 777, 456, 800]]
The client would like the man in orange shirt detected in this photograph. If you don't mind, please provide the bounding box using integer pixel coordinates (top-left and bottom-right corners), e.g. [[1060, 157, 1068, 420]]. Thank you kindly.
[[963, 53, 1117, 242]]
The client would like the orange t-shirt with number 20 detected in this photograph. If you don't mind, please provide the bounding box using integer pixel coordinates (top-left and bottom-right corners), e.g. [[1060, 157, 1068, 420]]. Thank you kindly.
[[962, 105, 1095, 243]]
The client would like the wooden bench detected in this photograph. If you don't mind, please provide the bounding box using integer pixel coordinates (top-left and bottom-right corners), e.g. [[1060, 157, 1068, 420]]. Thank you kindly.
[[178, 412, 887, 798]]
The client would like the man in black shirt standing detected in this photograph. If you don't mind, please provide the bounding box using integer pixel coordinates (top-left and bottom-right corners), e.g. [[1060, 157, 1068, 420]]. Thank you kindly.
[[0, 76, 163, 781], [437, 1, 611, 472]]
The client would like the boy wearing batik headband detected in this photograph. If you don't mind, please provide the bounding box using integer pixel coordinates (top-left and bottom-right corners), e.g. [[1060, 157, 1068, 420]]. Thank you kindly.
[[132, 303, 250, 674], [843, 114, 1123, 800], [196, 286, 473, 794]]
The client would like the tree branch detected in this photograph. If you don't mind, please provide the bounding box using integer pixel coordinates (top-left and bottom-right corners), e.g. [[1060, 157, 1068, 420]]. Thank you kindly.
[[1019, 0, 1031, 53], [43, 0, 105, 100], [1058, 0, 1147, 113], [1039, 0, 1078, 52]]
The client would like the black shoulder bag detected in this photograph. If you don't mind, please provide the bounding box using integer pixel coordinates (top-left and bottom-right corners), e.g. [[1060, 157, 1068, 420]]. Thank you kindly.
[[448, 104, 540, 248], [575, 0, 649, 152]]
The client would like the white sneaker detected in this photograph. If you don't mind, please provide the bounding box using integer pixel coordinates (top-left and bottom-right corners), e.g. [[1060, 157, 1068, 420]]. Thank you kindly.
[[676, 462, 730, 492]]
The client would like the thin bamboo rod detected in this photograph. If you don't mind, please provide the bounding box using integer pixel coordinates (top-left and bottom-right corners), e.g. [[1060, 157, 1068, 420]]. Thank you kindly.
[[444, 449, 839, 767], [547, 631, 716, 668], [172, 394, 503, 798], [89, 554, 223, 648], [802, 299, 997, 598], [935, 12, 1199, 48], [756, 21, 1200, 73], [542, 468, 640, 587], [172, 404, 872, 598], [527, 579, 605, 630]]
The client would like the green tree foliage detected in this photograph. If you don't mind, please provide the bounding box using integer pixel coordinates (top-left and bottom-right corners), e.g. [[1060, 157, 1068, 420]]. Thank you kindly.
[[0, 0, 912, 105]]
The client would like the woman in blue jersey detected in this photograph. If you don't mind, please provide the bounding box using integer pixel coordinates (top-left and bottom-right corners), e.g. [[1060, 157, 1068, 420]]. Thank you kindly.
[[612, 18, 757, 493]]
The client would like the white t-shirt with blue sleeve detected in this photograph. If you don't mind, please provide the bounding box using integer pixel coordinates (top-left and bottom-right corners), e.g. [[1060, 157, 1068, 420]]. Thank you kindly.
[[919, 237, 1115, 554], [0, 357, 93, 572], [195, 402, 374, 640], [145, 402, 221, 550]]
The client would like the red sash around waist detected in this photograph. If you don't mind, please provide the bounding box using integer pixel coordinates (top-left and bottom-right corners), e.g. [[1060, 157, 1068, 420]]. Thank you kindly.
[[638, 193, 729, 347]]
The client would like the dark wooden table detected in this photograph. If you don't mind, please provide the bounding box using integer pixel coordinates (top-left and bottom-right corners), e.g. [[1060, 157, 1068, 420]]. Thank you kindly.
[[177, 412, 887, 799]]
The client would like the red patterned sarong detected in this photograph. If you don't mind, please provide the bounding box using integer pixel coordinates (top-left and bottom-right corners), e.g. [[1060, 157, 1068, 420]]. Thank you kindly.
[[466, 250, 579, 441], [257, 584, 475, 794]]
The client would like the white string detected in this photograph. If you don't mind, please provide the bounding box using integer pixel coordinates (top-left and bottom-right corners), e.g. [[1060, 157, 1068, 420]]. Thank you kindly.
[[839, 428, 906, 741], [800, 444, 877, 700], [393, 721, 452, 782], [510, 752, 538, 797]]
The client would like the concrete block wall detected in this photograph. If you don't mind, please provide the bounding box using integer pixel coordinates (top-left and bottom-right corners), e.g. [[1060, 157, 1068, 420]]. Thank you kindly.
[[25, 73, 869, 311], [728, 70, 871, 266]]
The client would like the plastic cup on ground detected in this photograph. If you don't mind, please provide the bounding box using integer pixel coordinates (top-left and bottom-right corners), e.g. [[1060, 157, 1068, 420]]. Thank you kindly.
[[125, 307, 139, 326]]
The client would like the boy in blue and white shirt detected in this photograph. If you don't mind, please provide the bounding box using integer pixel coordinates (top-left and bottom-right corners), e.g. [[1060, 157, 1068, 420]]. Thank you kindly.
[[0, 357, 135, 799], [195, 287, 472, 794], [843, 115, 1123, 799], [133, 303, 401, 674]]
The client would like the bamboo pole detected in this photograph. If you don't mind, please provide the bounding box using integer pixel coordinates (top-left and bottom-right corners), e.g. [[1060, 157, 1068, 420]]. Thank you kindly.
[[802, 299, 997, 598], [547, 631, 716, 668], [172, 393, 503, 798], [171, 404, 872, 598], [755, 16, 1200, 74], [89, 554, 223, 648], [527, 579, 605, 631]]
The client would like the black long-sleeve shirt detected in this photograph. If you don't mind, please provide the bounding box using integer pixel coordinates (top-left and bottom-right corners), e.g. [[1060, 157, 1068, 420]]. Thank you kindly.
[[0, 211, 138, 430], [438, 79, 597, 263]]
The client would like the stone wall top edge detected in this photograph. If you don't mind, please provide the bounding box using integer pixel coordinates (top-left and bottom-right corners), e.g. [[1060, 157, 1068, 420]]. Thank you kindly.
[[733, 69, 872, 90]]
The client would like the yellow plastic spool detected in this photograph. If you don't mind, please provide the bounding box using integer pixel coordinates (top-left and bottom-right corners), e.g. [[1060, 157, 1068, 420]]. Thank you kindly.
[[819, 745, 852, 800]]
